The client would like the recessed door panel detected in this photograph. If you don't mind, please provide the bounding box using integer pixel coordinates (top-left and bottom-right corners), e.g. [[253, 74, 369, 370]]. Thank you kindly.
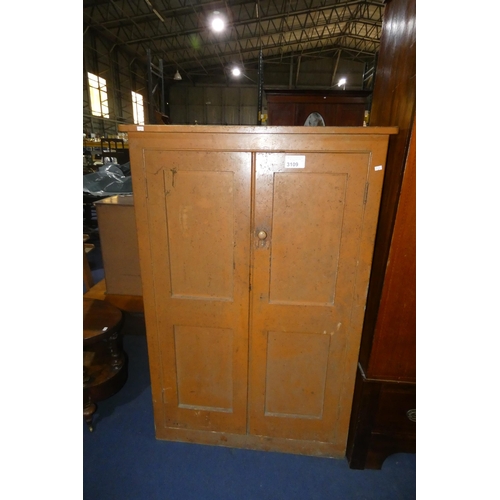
[[264, 331, 330, 418], [269, 172, 346, 306], [166, 170, 234, 300], [175, 325, 234, 412]]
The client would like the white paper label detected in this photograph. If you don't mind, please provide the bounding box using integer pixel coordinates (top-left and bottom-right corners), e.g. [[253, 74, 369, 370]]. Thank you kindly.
[[374, 165, 383, 171], [285, 155, 306, 169], [137, 126, 144, 131]]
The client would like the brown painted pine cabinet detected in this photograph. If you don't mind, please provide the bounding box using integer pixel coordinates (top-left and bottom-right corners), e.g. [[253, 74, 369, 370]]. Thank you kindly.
[[119, 124, 397, 457]]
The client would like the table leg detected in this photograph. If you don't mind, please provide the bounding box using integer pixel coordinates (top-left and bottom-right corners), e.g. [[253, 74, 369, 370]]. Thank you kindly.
[[108, 332, 125, 370]]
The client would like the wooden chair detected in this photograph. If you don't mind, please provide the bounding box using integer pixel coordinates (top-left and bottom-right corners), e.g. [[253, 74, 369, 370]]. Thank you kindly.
[[83, 236, 128, 431]]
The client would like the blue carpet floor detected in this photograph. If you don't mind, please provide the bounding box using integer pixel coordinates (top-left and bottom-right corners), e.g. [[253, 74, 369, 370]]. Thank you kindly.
[[83, 334, 416, 500], [83, 232, 416, 500]]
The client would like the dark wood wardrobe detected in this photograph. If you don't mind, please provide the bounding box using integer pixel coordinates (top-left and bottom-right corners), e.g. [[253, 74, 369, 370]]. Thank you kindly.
[[265, 89, 371, 126], [346, 0, 416, 469]]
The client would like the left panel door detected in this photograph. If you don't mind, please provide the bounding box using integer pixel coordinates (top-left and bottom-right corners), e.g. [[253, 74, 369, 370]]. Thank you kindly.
[[143, 150, 252, 435]]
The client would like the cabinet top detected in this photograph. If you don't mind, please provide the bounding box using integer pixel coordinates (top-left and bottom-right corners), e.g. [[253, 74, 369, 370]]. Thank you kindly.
[[94, 194, 134, 207], [117, 125, 398, 135], [264, 89, 372, 96]]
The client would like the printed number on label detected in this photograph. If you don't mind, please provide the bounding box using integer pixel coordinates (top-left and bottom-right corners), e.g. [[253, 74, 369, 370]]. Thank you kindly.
[[285, 155, 306, 169]]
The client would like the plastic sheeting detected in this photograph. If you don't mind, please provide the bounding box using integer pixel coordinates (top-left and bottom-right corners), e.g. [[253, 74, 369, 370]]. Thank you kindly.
[[83, 162, 132, 196]]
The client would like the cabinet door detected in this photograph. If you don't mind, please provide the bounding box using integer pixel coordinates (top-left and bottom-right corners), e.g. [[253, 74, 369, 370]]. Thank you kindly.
[[249, 151, 375, 446], [142, 150, 251, 435]]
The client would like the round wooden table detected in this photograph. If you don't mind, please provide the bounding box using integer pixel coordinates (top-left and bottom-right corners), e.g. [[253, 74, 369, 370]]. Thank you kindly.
[[83, 298, 128, 431]]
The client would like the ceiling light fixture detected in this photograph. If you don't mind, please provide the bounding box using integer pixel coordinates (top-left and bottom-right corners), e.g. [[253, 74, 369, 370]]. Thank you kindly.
[[338, 78, 346, 89], [211, 11, 225, 32], [231, 67, 241, 77], [144, 1, 165, 22], [174, 70, 182, 81]]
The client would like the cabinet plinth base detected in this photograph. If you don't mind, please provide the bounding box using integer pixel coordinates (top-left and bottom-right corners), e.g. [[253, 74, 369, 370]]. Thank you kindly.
[[154, 424, 346, 458], [346, 365, 416, 469]]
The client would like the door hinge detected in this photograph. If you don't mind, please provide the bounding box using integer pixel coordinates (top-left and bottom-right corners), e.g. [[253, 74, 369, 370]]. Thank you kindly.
[[363, 182, 369, 204]]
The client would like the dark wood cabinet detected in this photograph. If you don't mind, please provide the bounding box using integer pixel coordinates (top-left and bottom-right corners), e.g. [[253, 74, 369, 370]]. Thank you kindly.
[[348, 116, 416, 469], [346, 0, 416, 470], [265, 89, 371, 126]]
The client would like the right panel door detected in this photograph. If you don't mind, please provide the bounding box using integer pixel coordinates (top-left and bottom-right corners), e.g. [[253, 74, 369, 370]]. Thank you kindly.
[[249, 151, 373, 446]]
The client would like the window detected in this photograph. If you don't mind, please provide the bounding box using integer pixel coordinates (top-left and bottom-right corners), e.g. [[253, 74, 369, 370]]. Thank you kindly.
[[88, 72, 109, 118], [131, 91, 145, 125]]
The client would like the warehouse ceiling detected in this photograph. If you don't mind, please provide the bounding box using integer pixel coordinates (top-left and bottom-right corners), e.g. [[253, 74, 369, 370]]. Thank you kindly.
[[83, 0, 385, 85]]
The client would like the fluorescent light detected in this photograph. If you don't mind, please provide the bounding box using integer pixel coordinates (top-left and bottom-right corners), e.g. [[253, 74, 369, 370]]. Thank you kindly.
[[144, 1, 164, 22], [153, 9, 165, 22]]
